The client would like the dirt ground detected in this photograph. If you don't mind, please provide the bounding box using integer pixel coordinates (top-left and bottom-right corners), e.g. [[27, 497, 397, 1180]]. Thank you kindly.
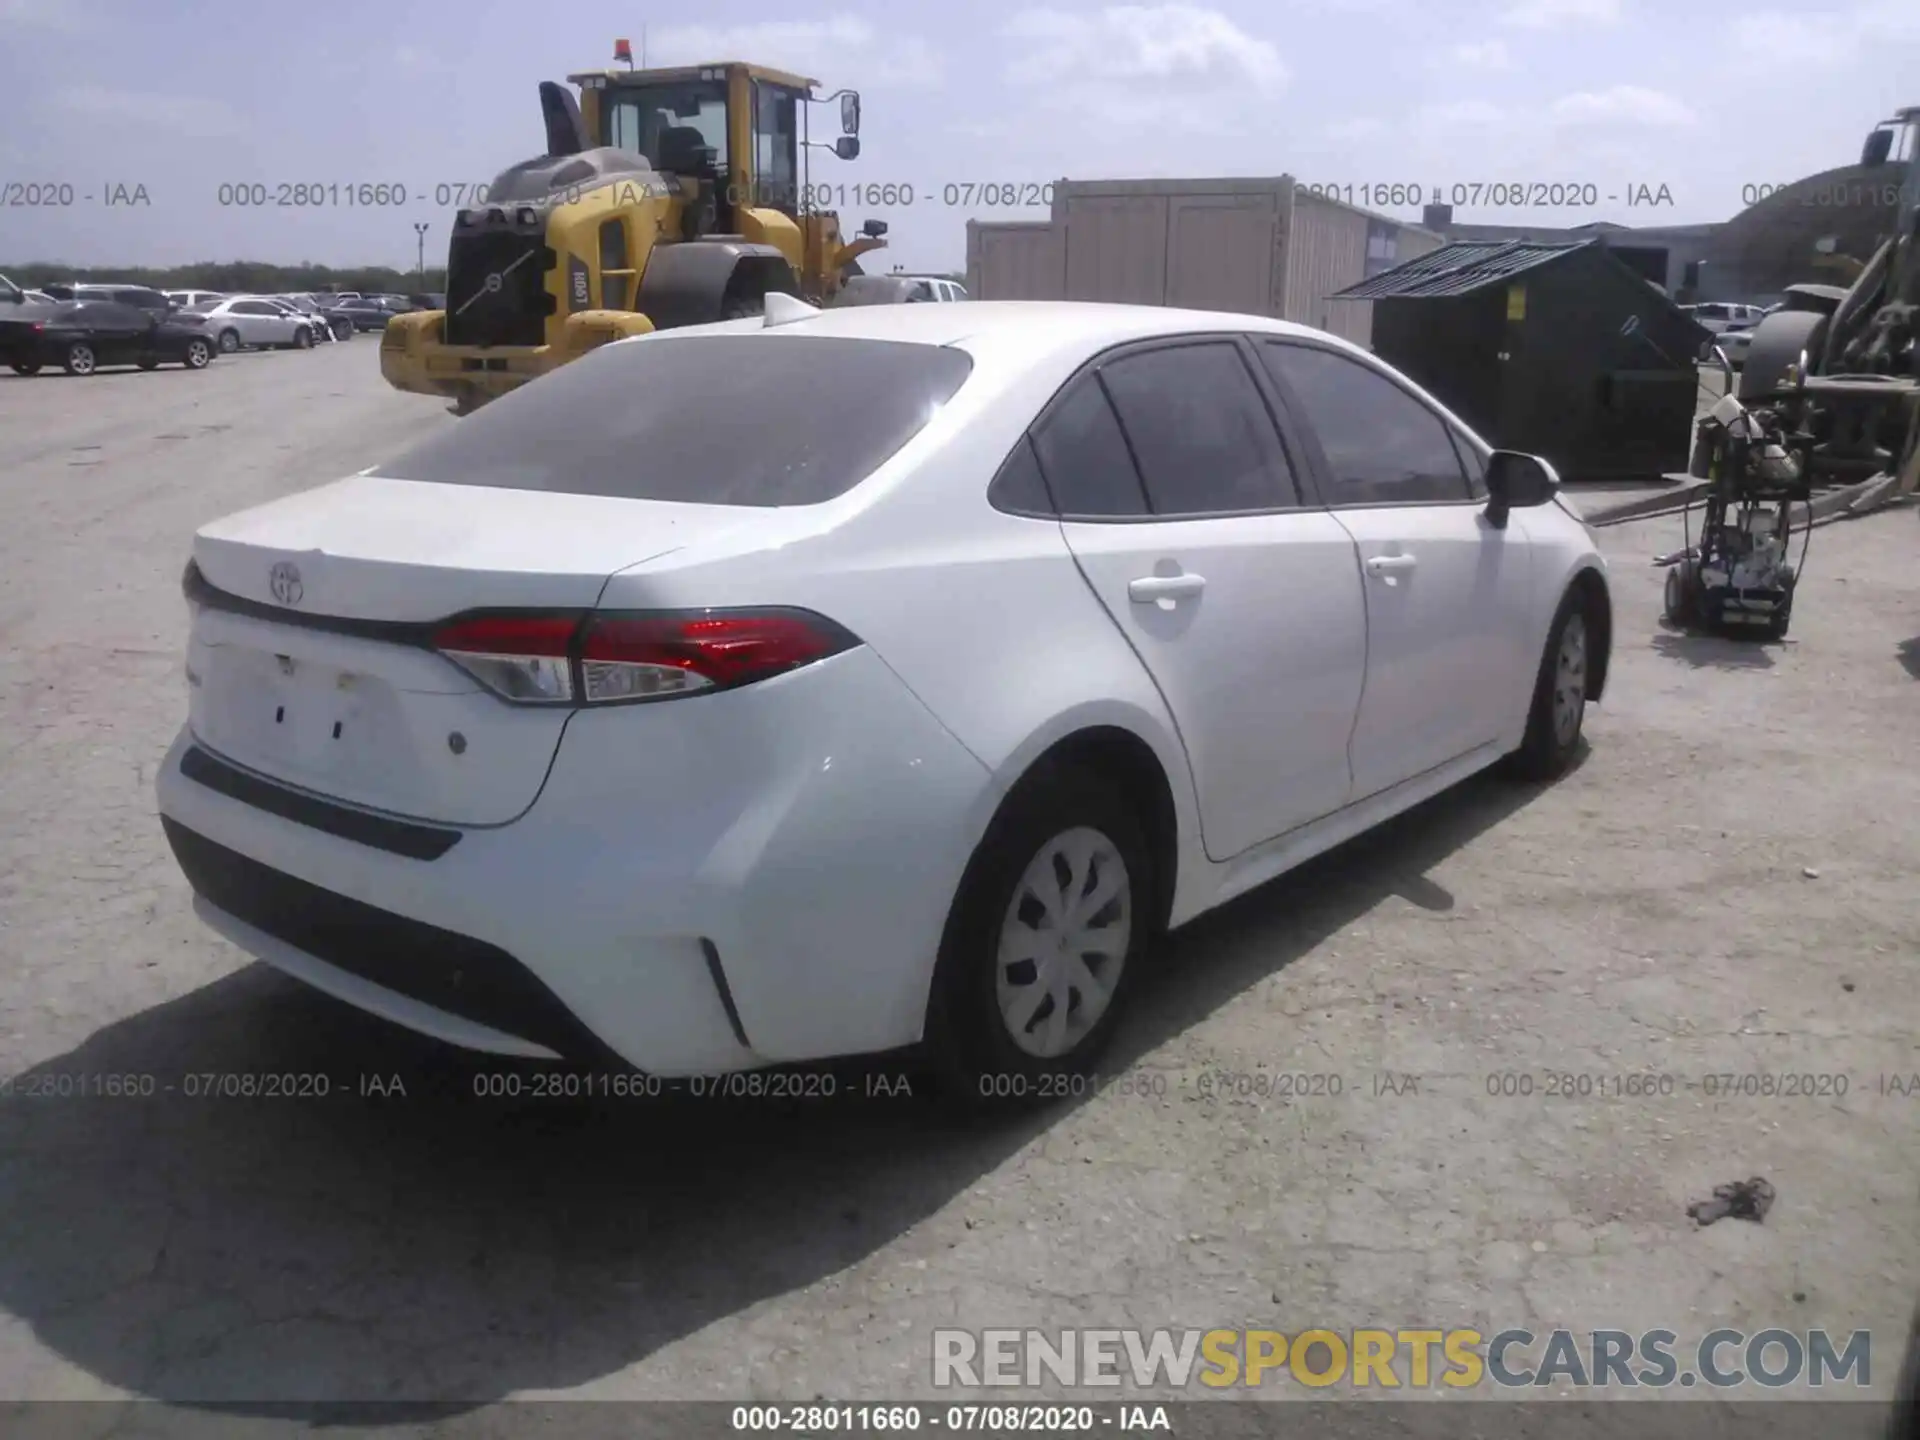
[[0, 345, 1915, 1433]]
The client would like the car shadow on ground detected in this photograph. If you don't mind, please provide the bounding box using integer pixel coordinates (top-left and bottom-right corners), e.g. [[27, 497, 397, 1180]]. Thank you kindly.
[[0, 771, 1550, 1414], [1897, 636, 1920, 681]]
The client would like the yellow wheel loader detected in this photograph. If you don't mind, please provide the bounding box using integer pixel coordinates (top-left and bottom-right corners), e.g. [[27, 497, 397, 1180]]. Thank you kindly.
[[382, 45, 894, 413]]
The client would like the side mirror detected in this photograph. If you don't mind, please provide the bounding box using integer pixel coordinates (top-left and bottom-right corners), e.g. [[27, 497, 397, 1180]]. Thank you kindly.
[[1861, 126, 1893, 168], [840, 91, 860, 136], [1484, 450, 1559, 529], [833, 135, 860, 161]]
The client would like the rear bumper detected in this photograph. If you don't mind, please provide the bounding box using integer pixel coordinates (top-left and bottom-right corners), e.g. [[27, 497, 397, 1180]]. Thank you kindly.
[[154, 646, 992, 1075]]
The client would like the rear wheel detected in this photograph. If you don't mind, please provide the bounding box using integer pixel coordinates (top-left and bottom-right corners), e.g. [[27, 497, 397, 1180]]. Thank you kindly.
[[923, 765, 1152, 1107], [1662, 564, 1693, 625], [292, 327, 313, 349], [1504, 593, 1589, 781], [182, 338, 212, 370], [218, 328, 240, 353], [63, 343, 97, 376]]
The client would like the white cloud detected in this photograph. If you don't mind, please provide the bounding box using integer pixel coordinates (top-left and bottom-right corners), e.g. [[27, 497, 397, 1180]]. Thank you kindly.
[[1550, 85, 1696, 128], [1734, 1, 1920, 64], [56, 86, 239, 139], [1004, 5, 1286, 87], [1325, 117, 1390, 142], [0, 0, 88, 29], [1501, 0, 1620, 28], [1447, 40, 1512, 69], [1416, 99, 1508, 129], [1000, 6, 1287, 132], [646, 17, 941, 87]]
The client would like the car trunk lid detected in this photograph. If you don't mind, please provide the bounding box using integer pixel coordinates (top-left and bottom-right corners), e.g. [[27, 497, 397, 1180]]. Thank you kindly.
[[184, 475, 766, 826]]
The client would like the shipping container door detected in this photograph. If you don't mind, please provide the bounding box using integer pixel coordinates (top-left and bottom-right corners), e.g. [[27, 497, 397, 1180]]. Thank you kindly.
[[1165, 194, 1277, 314], [1062, 195, 1170, 304]]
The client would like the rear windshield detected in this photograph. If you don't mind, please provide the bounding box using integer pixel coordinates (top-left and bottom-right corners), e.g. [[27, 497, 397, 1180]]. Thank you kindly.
[[374, 334, 975, 506]]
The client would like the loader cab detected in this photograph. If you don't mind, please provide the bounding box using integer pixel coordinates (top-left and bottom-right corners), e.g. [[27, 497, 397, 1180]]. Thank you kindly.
[[572, 61, 850, 231]]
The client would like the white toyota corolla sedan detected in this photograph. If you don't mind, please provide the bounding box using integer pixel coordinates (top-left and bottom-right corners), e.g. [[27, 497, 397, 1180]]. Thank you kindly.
[[155, 299, 1611, 1095]]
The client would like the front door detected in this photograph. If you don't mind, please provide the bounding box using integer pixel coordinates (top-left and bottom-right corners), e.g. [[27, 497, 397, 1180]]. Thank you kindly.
[[1257, 338, 1536, 798]]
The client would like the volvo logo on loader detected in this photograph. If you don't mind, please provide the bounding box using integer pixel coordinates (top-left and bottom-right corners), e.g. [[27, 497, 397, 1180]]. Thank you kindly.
[[269, 562, 303, 607]]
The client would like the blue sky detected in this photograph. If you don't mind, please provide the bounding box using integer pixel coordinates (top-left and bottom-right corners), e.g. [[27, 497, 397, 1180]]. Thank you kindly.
[[2, 0, 1916, 274]]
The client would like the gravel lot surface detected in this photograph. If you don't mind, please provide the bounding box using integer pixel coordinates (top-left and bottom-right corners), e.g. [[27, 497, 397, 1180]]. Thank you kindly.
[[1, 344, 1915, 1434]]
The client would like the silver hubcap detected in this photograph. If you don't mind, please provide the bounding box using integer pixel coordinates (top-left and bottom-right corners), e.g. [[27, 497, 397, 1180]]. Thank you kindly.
[[71, 348, 92, 373], [1552, 614, 1587, 746], [995, 827, 1131, 1059], [189, 343, 207, 365], [221, 332, 237, 351]]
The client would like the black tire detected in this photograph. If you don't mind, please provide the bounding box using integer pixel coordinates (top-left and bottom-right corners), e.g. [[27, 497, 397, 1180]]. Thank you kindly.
[[9, 361, 41, 376], [292, 327, 313, 349], [218, 328, 240, 353], [136, 356, 160, 370], [1662, 564, 1693, 626], [922, 764, 1154, 1108], [181, 338, 212, 370], [1503, 592, 1590, 782], [721, 291, 764, 320], [63, 342, 97, 376]]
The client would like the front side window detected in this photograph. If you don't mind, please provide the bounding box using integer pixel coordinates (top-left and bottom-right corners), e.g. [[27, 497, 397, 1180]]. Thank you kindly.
[[605, 83, 729, 175], [1260, 342, 1470, 505], [373, 334, 973, 507]]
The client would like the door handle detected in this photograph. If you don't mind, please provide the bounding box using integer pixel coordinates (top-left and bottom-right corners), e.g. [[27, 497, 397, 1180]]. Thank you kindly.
[[1365, 554, 1417, 576], [1128, 573, 1206, 603]]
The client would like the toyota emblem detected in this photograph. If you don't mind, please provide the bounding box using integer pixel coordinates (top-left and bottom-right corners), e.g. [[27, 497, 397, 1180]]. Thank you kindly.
[[269, 561, 304, 606]]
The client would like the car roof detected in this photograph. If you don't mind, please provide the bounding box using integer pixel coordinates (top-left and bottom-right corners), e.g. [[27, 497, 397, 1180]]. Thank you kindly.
[[646, 300, 1343, 356]]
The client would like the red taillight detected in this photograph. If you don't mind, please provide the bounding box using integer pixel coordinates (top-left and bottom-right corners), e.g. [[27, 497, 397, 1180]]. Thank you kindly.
[[431, 614, 579, 704], [429, 609, 857, 706]]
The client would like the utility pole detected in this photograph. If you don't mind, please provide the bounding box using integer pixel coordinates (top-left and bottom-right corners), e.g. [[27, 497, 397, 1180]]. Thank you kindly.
[[413, 222, 430, 286]]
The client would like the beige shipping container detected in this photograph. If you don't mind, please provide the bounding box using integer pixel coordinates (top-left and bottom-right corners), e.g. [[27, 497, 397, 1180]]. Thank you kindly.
[[966, 220, 1063, 300], [964, 175, 1443, 347]]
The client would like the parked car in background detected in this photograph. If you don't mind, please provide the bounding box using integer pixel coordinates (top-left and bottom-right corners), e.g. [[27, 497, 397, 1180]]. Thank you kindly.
[[333, 297, 399, 331], [153, 301, 1609, 1092], [258, 297, 332, 344], [901, 276, 970, 302], [1681, 301, 1769, 335], [279, 294, 355, 340], [36, 283, 175, 316], [406, 293, 447, 311], [166, 290, 229, 310], [1, 299, 216, 375], [1713, 325, 1754, 370], [190, 297, 319, 352]]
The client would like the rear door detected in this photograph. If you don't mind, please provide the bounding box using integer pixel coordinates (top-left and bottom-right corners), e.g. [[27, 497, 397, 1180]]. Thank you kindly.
[[1257, 339, 1536, 799], [76, 302, 149, 363], [1039, 337, 1367, 861]]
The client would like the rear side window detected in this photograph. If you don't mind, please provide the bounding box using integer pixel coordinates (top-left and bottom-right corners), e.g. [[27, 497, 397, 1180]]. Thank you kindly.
[[1031, 376, 1149, 517], [374, 335, 974, 506], [1260, 342, 1470, 505], [1098, 342, 1300, 514]]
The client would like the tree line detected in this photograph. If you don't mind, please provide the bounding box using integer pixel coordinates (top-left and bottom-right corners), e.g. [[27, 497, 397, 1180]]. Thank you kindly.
[[1, 262, 447, 294]]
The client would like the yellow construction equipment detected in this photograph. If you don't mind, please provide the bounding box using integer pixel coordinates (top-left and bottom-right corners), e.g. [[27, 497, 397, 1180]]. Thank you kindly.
[[382, 43, 893, 412]]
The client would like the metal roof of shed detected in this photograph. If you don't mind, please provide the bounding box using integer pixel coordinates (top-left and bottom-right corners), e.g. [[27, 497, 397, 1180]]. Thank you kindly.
[[1331, 239, 1595, 301]]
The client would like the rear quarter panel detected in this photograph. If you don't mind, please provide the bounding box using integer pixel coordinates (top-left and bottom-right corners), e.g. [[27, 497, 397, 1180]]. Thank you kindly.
[[592, 324, 1207, 910]]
